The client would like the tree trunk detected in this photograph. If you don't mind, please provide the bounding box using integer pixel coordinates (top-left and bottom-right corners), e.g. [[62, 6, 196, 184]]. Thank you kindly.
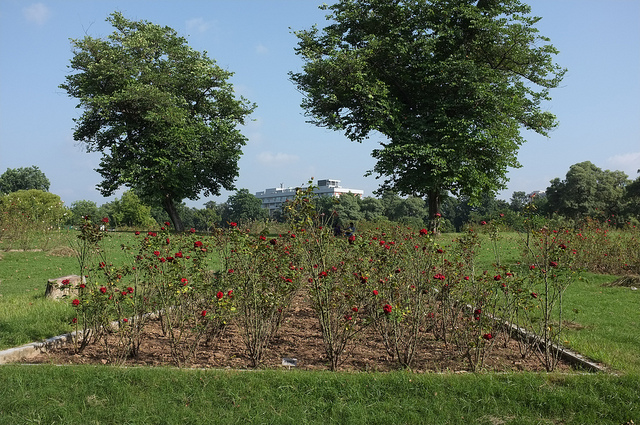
[[162, 195, 184, 232], [427, 189, 441, 233]]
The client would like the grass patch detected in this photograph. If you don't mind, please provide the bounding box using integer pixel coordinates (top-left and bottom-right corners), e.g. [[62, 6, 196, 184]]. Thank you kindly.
[[0, 231, 136, 349], [0, 250, 78, 349], [0, 366, 638, 424], [561, 273, 640, 374]]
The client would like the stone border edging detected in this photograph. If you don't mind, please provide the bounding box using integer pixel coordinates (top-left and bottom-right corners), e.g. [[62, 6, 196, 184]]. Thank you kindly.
[[0, 331, 79, 365], [502, 321, 608, 373]]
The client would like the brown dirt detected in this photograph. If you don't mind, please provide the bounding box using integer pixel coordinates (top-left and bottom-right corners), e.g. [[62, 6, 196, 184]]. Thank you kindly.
[[28, 292, 573, 373]]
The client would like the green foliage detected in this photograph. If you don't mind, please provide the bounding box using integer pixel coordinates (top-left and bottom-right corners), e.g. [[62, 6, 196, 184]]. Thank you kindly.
[[60, 12, 256, 231], [546, 161, 630, 221], [0, 190, 69, 250], [0, 165, 50, 194], [100, 190, 156, 228], [220, 188, 269, 225], [291, 0, 565, 220], [68, 200, 100, 226]]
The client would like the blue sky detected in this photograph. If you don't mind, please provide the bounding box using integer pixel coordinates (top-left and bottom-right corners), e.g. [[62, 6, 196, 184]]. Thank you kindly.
[[1, 0, 638, 209]]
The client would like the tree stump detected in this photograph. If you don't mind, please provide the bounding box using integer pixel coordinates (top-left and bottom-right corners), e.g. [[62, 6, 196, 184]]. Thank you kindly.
[[45, 275, 84, 300]]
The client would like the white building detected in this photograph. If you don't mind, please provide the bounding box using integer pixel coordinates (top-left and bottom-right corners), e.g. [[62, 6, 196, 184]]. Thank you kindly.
[[255, 179, 364, 216]]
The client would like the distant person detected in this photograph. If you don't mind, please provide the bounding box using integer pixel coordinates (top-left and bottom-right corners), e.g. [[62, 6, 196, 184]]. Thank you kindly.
[[333, 223, 343, 237], [345, 222, 355, 237], [345, 222, 356, 244]]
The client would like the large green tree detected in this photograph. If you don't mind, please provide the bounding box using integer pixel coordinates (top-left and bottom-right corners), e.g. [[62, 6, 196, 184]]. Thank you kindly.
[[546, 161, 629, 220], [220, 189, 269, 225], [61, 12, 255, 231], [0, 166, 50, 194], [291, 0, 565, 228]]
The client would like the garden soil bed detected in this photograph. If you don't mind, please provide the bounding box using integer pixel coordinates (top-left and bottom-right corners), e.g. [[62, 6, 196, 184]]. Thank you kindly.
[[27, 292, 573, 372]]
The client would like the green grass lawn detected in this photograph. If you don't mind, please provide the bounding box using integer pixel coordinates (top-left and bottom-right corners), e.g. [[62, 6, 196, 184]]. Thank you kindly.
[[1, 366, 638, 425], [561, 273, 640, 374], [0, 231, 139, 349]]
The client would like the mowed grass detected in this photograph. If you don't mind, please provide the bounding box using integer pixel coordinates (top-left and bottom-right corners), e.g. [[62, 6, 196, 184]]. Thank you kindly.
[[0, 231, 139, 349], [0, 250, 77, 349], [0, 366, 638, 425], [561, 273, 640, 374]]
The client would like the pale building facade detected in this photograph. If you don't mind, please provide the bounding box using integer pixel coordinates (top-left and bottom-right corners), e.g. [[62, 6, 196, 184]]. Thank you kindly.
[[255, 179, 364, 216]]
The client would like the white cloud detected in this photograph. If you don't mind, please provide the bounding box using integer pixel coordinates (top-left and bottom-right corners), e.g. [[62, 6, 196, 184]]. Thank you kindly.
[[605, 151, 640, 176], [23, 3, 51, 25], [255, 43, 269, 55], [186, 18, 210, 34], [257, 152, 300, 167]]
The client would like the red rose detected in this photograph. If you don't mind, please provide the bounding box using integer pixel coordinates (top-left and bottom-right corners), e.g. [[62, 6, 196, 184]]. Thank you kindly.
[[383, 304, 392, 315], [164, 221, 171, 226], [127, 287, 134, 293], [483, 333, 493, 340], [373, 290, 379, 296], [100, 287, 107, 294], [194, 241, 203, 248], [61, 279, 70, 285], [474, 309, 482, 320], [201, 310, 207, 317], [101, 217, 109, 223], [190, 228, 196, 233], [352, 306, 358, 313], [153, 251, 160, 256], [419, 228, 428, 236], [175, 252, 183, 258], [135, 231, 140, 235], [494, 275, 502, 281], [72, 299, 80, 306], [216, 291, 224, 299]]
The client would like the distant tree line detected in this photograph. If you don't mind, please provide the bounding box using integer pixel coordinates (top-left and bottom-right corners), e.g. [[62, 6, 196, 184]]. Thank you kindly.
[[1, 161, 638, 234]]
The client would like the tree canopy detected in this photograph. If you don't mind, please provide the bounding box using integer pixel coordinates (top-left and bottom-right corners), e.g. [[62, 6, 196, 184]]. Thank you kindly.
[[60, 12, 255, 231], [546, 161, 629, 220], [220, 189, 269, 225], [291, 0, 565, 226], [0, 166, 50, 194]]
